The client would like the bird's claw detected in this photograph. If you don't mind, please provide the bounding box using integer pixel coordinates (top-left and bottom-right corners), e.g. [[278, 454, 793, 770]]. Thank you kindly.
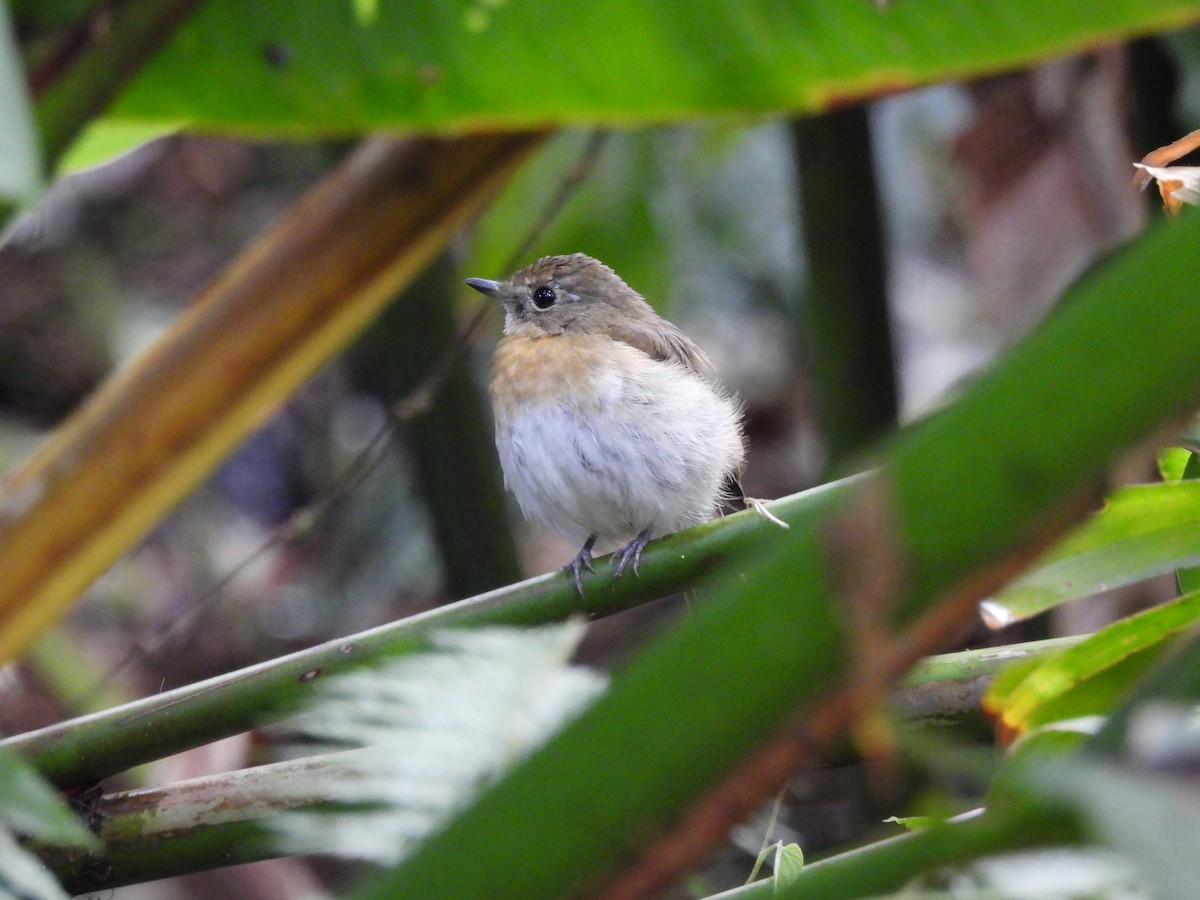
[[566, 536, 598, 597], [613, 529, 652, 580]]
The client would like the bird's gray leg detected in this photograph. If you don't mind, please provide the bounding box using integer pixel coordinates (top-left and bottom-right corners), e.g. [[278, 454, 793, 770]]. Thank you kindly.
[[613, 528, 652, 580], [566, 534, 598, 596]]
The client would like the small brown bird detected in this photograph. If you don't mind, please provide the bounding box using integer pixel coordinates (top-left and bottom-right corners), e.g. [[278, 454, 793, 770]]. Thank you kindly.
[[467, 254, 745, 593]]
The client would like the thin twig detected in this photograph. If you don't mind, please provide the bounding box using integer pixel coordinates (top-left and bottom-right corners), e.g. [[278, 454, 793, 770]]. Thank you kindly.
[[81, 420, 400, 702], [744, 787, 786, 883]]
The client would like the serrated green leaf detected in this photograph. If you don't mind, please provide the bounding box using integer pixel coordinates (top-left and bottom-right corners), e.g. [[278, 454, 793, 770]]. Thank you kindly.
[[271, 623, 605, 864]]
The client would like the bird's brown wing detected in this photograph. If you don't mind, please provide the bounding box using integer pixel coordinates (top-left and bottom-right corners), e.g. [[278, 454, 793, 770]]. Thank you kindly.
[[612, 316, 713, 377]]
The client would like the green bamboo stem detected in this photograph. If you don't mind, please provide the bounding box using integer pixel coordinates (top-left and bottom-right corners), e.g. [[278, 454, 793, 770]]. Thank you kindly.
[[38, 636, 1067, 893], [3, 479, 851, 789], [37, 758, 311, 893], [895, 636, 1082, 720]]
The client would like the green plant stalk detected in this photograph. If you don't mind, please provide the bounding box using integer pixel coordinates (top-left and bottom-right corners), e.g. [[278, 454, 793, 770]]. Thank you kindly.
[[793, 104, 897, 464], [32, 0, 205, 170], [39, 635, 1057, 893], [38, 756, 325, 893], [363, 211, 1200, 899], [2, 478, 852, 789], [903, 636, 1081, 687]]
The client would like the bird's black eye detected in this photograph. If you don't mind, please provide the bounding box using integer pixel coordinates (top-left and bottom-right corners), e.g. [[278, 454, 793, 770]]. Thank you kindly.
[[532, 286, 556, 309]]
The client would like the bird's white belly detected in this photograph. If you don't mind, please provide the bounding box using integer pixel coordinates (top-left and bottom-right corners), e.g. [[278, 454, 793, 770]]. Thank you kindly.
[[494, 356, 743, 548]]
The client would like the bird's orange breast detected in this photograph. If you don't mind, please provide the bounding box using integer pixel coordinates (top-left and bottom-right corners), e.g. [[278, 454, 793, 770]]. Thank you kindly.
[[490, 333, 619, 417]]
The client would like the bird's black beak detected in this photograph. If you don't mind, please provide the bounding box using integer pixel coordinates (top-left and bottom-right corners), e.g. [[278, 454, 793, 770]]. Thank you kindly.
[[465, 277, 503, 297]]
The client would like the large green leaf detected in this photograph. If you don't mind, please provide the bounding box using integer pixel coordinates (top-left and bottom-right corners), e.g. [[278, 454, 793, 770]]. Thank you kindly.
[[108, 0, 1200, 133], [58, 120, 180, 174]]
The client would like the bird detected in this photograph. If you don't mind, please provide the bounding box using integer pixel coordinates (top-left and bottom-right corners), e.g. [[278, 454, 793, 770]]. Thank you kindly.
[[466, 253, 746, 595]]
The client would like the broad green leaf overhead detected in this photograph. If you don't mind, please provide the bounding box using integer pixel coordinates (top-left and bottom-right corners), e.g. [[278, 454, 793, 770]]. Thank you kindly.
[[108, 0, 1200, 133], [58, 120, 180, 174]]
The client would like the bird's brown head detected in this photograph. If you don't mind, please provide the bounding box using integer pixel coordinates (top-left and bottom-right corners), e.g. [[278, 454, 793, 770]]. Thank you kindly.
[[466, 253, 656, 339]]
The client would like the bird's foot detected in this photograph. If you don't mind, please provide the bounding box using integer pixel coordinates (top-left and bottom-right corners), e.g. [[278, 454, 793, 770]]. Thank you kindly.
[[613, 529, 652, 580], [565, 535, 598, 596]]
